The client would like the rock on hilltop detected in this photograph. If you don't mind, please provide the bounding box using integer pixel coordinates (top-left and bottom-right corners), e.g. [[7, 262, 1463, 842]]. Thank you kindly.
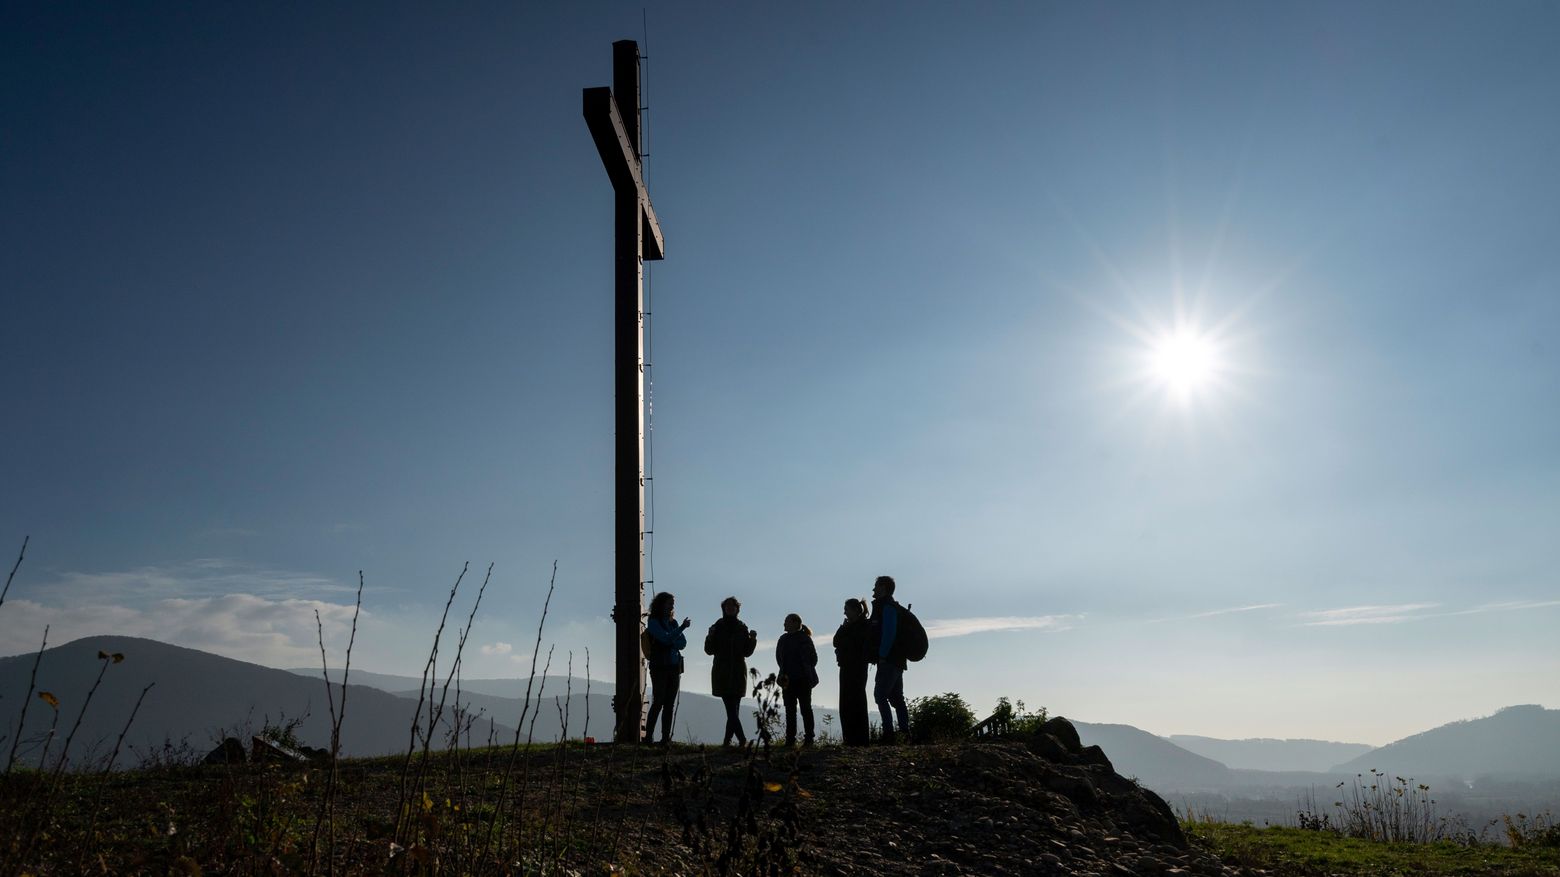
[[638, 718, 1246, 876]]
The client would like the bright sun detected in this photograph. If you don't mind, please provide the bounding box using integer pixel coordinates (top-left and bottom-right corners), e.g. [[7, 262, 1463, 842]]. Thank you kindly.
[[1148, 329, 1221, 397]]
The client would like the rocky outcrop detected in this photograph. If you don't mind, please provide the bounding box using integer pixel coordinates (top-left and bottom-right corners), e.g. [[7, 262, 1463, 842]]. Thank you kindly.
[[203, 737, 246, 765], [1027, 716, 1185, 847], [639, 723, 1240, 876]]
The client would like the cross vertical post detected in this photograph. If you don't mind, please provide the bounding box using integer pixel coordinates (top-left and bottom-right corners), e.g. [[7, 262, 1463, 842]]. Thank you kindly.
[[583, 39, 665, 743]]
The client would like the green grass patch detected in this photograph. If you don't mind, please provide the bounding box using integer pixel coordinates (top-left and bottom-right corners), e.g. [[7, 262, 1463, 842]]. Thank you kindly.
[[1185, 821, 1560, 877]]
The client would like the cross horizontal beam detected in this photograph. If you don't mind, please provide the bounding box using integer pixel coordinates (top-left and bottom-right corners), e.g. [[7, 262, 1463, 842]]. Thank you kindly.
[[583, 86, 664, 261]]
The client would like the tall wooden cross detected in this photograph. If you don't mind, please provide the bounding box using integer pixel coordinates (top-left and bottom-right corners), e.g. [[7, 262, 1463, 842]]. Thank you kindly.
[[583, 39, 665, 743]]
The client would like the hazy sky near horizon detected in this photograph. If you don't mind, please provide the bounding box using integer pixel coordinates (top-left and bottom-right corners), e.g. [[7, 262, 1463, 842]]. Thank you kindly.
[[4, 2, 1558, 745]]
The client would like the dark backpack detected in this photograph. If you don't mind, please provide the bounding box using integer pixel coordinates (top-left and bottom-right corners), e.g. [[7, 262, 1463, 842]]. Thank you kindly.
[[898, 603, 929, 662]]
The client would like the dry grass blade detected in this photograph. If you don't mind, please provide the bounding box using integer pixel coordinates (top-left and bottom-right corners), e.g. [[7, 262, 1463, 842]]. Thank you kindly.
[[79, 681, 155, 869], [311, 570, 363, 875], [5, 625, 48, 775], [482, 559, 557, 862], [0, 534, 26, 612], [394, 562, 467, 844]]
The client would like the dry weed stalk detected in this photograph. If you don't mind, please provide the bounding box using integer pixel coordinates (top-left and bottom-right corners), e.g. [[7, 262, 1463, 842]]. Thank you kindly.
[[393, 562, 467, 844], [0, 534, 25, 612], [481, 560, 556, 863], [4, 625, 48, 774], [310, 569, 364, 874], [79, 681, 155, 869]]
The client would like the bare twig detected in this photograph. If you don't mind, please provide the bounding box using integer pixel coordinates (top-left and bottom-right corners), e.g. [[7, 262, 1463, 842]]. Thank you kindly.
[[0, 534, 26, 611], [5, 625, 47, 774], [513, 645, 555, 853], [411, 562, 491, 823], [311, 571, 363, 875], [16, 649, 121, 869], [394, 563, 467, 844], [51, 650, 115, 775], [481, 560, 557, 861], [79, 682, 155, 869]]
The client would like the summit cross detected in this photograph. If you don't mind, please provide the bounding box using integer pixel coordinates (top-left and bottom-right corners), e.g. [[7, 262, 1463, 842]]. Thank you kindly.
[[583, 39, 665, 744]]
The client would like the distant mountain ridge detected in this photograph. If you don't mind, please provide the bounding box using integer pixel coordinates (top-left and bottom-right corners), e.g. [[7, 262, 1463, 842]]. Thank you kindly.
[[285, 668, 610, 700], [314, 666, 841, 746], [1, 637, 829, 766], [1331, 704, 1560, 779], [7, 638, 1552, 784], [1167, 734, 1374, 773], [1071, 721, 1235, 791], [0, 636, 519, 767]]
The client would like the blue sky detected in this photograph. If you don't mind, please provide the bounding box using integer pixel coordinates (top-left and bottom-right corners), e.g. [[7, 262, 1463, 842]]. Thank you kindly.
[[3, 2, 1557, 744]]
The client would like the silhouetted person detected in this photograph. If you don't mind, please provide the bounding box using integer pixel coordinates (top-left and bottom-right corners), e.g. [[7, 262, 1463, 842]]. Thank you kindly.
[[704, 595, 757, 747], [871, 575, 910, 743], [643, 591, 689, 745], [775, 613, 819, 747], [832, 597, 873, 746]]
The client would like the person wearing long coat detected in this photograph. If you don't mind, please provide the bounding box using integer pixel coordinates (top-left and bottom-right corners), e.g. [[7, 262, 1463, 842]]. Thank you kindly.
[[775, 613, 820, 746], [704, 596, 757, 746], [832, 598, 873, 746]]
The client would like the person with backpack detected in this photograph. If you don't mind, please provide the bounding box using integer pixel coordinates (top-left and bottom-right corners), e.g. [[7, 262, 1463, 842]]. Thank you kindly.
[[775, 613, 820, 747], [643, 591, 690, 745], [704, 596, 758, 746], [832, 597, 873, 746], [870, 575, 923, 744]]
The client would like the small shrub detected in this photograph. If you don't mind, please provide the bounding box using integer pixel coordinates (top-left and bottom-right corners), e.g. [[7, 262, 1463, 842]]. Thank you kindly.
[[1504, 811, 1560, 848], [259, 713, 309, 751], [988, 697, 1048, 736], [1297, 771, 1475, 845], [907, 692, 975, 742], [749, 670, 782, 748]]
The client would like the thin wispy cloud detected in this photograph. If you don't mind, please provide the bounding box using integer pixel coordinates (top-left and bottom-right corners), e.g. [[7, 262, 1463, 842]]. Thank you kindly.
[[1299, 599, 1560, 627], [1147, 603, 1283, 624], [39, 559, 354, 601], [924, 615, 1078, 639], [1299, 603, 1441, 626], [1459, 599, 1560, 615], [746, 616, 1078, 651], [480, 642, 513, 657]]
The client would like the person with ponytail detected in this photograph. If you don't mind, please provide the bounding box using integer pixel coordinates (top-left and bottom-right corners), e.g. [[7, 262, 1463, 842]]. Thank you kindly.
[[832, 597, 873, 746], [775, 612, 820, 747]]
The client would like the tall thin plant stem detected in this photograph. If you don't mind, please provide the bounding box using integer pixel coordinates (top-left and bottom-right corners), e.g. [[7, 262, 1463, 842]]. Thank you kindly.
[[394, 563, 467, 843], [79, 682, 154, 870], [481, 560, 556, 862], [5, 625, 47, 774], [410, 562, 491, 823], [0, 534, 26, 611], [310, 570, 363, 875], [16, 650, 119, 869]]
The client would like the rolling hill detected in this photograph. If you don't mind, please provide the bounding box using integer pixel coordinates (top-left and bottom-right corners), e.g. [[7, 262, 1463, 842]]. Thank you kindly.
[[0, 636, 836, 768], [1167, 734, 1374, 773], [286, 668, 608, 700], [0, 635, 516, 767], [1331, 704, 1560, 779], [1072, 720, 1235, 792]]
